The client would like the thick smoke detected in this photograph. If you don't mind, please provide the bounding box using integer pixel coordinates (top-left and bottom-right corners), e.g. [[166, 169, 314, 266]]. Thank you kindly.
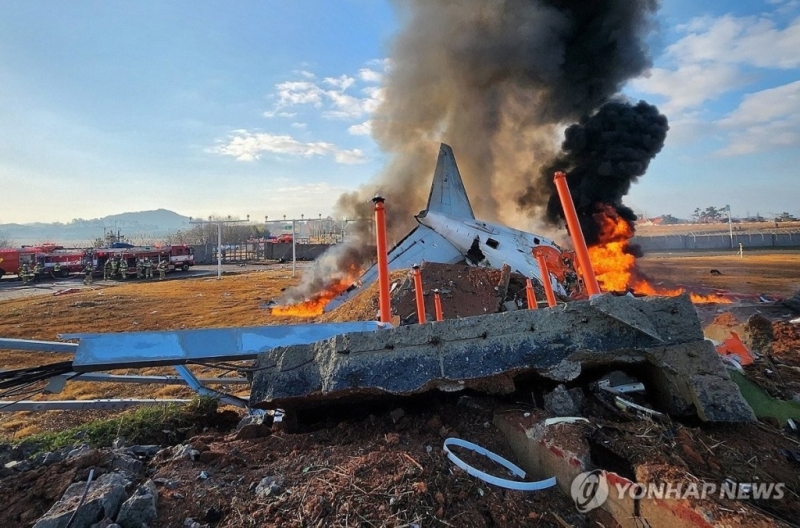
[[343, 0, 661, 231], [521, 100, 669, 245], [289, 1, 663, 302]]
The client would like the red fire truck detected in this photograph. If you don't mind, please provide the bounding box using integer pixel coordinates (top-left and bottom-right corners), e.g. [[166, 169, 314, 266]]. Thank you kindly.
[[0, 245, 87, 280], [167, 244, 195, 271]]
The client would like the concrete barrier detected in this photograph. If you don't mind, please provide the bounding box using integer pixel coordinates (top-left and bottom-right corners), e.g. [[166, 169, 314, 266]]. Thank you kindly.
[[634, 232, 800, 252]]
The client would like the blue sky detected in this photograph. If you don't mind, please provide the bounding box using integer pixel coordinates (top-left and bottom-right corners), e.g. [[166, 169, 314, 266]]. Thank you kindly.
[[1, 0, 798, 225]]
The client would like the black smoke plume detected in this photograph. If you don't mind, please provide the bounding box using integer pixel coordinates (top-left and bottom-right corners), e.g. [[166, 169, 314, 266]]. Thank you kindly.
[[287, 1, 664, 304], [521, 100, 669, 245]]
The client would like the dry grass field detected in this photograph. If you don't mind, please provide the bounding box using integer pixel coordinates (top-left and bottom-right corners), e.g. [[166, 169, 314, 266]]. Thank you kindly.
[[0, 251, 799, 440]]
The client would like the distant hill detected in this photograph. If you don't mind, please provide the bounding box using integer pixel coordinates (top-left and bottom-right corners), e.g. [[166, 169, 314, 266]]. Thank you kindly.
[[0, 209, 191, 246]]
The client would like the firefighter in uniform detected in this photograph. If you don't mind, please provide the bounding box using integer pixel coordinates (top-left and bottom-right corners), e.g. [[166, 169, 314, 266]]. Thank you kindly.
[[157, 259, 167, 280], [120, 259, 128, 280], [33, 261, 43, 282], [83, 263, 94, 285], [104, 259, 112, 280], [144, 258, 153, 279], [53, 262, 62, 278], [135, 258, 143, 279], [110, 257, 120, 280], [19, 264, 31, 285]]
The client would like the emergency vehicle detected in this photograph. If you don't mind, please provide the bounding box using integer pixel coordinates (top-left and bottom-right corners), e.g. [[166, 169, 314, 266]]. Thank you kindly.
[[167, 244, 195, 271], [0, 245, 87, 279]]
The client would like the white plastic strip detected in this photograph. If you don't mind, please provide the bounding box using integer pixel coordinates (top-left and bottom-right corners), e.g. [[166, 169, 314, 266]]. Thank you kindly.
[[443, 437, 557, 491], [544, 416, 590, 426]]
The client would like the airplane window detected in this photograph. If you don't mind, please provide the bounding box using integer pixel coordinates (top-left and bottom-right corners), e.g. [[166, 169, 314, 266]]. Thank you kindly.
[[486, 238, 499, 249], [534, 238, 540, 244]]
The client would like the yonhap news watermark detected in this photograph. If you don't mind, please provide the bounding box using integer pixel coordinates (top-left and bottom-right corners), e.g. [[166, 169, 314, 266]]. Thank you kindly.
[[571, 470, 786, 513]]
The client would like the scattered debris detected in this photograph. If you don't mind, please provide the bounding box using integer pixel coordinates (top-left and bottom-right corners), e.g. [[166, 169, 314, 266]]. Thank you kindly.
[[543, 385, 584, 416], [443, 437, 557, 491]]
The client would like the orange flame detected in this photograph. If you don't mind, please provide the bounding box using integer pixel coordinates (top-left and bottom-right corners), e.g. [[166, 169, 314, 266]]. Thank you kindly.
[[271, 277, 357, 317], [587, 205, 731, 304]]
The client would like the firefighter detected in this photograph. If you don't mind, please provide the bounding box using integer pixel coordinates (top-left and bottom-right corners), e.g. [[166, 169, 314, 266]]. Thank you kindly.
[[157, 259, 167, 280], [19, 264, 31, 285], [103, 259, 112, 280], [33, 261, 43, 282], [120, 259, 128, 280], [135, 258, 143, 279], [111, 257, 120, 279], [144, 257, 153, 279], [53, 262, 62, 278], [83, 263, 94, 285]]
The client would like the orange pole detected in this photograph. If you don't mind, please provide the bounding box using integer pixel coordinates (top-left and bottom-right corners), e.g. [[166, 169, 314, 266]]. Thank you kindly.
[[372, 196, 391, 323], [525, 279, 538, 310], [535, 253, 558, 307], [412, 264, 427, 324], [433, 289, 443, 321], [553, 171, 601, 296]]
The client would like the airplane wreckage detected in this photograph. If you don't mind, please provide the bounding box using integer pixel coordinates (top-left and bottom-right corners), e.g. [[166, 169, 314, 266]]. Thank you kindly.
[[0, 144, 754, 426]]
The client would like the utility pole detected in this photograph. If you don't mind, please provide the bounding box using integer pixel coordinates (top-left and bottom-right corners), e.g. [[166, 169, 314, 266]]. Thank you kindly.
[[726, 204, 733, 248], [189, 215, 249, 279]]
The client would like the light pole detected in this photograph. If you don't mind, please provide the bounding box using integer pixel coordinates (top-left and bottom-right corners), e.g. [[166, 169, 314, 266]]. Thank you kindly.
[[189, 214, 249, 279], [726, 204, 733, 248]]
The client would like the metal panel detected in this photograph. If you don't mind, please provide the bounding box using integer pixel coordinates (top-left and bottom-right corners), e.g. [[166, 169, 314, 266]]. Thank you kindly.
[[0, 338, 78, 354], [58, 373, 249, 385], [0, 399, 193, 412], [64, 321, 386, 370]]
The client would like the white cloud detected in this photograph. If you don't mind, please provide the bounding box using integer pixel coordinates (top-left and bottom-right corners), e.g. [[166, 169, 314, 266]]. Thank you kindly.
[[358, 68, 382, 83], [632, 14, 800, 113], [293, 69, 316, 79], [291, 122, 306, 129], [630, 63, 742, 114], [323, 74, 356, 90], [716, 80, 800, 155], [262, 59, 388, 121], [211, 131, 366, 164], [274, 81, 325, 108], [348, 120, 372, 136], [668, 15, 800, 69]]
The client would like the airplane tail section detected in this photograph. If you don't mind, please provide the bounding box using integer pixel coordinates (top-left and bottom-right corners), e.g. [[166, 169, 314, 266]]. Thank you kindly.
[[423, 143, 475, 220]]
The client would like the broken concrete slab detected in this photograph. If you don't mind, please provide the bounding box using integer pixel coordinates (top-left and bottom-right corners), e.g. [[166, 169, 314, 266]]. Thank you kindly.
[[250, 294, 753, 422]]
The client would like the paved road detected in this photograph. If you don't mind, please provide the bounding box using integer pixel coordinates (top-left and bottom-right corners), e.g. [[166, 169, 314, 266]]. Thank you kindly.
[[0, 262, 313, 302]]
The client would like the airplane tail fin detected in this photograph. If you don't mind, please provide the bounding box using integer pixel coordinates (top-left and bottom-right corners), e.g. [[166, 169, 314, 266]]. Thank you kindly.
[[423, 144, 475, 220]]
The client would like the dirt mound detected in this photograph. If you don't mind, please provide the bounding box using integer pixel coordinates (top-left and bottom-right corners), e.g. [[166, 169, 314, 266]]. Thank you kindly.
[[321, 263, 550, 323]]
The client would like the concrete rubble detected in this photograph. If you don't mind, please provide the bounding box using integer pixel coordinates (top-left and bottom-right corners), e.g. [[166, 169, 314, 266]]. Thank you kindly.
[[251, 293, 755, 423]]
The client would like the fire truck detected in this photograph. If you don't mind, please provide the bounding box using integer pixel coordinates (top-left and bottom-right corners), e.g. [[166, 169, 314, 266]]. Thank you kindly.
[[167, 244, 195, 271], [0, 245, 87, 280]]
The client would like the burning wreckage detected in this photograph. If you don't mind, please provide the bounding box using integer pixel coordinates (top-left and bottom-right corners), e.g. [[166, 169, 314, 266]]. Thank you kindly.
[[253, 144, 752, 425]]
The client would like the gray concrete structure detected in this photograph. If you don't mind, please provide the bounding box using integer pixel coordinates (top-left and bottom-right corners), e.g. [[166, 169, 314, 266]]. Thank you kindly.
[[634, 232, 800, 252], [250, 294, 754, 422]]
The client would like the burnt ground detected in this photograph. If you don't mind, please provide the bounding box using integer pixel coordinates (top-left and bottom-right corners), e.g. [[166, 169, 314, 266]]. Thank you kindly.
[[1, 256, 800, 526]]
